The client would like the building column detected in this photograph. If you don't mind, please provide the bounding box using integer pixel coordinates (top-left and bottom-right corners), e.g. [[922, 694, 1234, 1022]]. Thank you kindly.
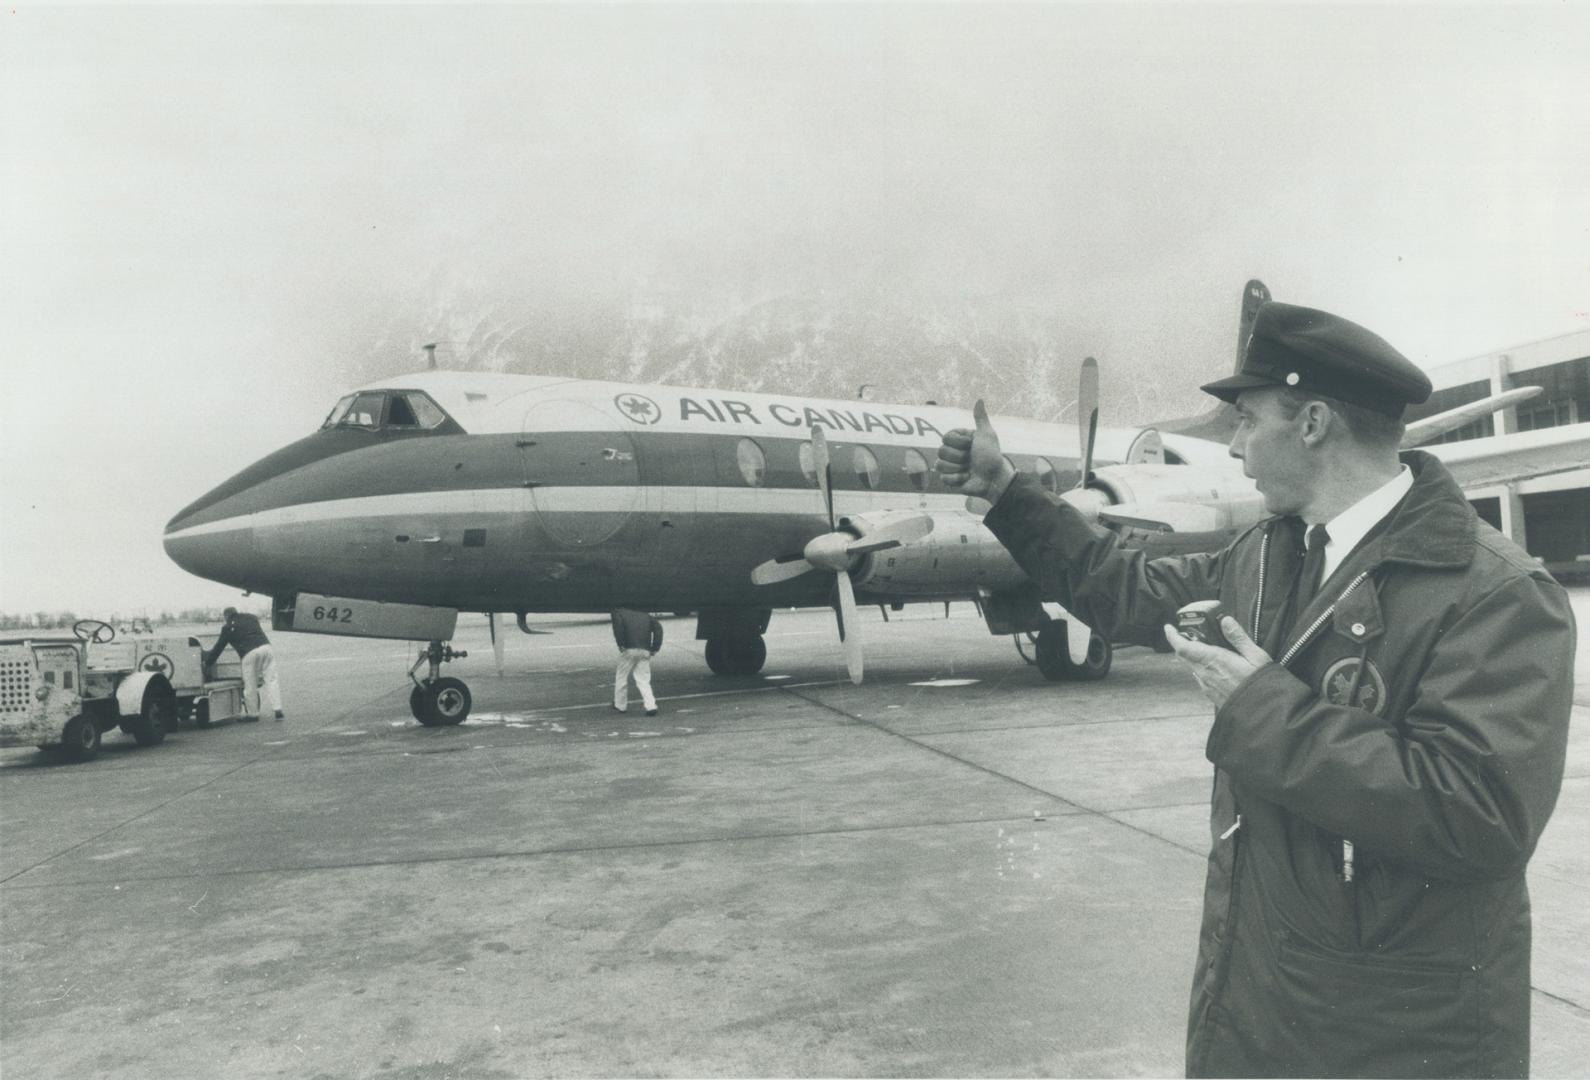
[[1490, 352, 1518, 435], [1498, 484, 1528, 550]]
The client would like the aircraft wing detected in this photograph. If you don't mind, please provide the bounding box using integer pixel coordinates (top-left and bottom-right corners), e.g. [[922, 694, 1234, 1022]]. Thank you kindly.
[[1427, 422, 1590, 489]]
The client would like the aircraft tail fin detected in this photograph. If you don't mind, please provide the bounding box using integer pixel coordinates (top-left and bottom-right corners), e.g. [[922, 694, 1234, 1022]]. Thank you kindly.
[[1154, 279, 1270, 442]]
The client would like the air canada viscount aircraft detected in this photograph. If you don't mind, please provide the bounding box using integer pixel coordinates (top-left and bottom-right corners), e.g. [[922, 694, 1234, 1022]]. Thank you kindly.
[[164, 281, 1578, 725]]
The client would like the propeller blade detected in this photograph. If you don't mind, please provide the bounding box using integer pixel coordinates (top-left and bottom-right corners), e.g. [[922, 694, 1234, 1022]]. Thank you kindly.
[[490, 613, 505, 676], [1078, 356, 1099, 487], [844, 513, 934, 555], [751, 556, 817, 585], [834, 570, 864, 685], [811, 425, 835, 530]]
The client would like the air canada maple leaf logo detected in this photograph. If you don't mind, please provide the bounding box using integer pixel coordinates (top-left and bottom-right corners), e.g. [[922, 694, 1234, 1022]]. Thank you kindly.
[[614, 393, 662, 425]]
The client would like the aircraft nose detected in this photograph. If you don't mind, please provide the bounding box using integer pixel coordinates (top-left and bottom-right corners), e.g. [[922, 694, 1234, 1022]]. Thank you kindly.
[[164, 508, 257, 591]]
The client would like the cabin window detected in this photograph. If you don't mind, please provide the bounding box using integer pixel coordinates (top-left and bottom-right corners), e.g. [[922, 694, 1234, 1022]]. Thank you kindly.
[[736, 439, 767, 487], [853, 447, 881, 490], [902, 448, 930, 492]]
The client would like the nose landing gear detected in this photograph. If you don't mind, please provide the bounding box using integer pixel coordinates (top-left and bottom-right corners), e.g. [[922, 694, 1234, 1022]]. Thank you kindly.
[[409, 641, 473, 726]]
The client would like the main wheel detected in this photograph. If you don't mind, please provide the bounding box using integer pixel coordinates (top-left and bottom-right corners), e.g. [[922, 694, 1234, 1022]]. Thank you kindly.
[[1071, 632, 1113, 681], [1034, 622, 1072, 681], [1035, 622, 1113, 682], [131, 694, 174, 746], [59, 715, 101, 762], [415, 677, 471, 727], [705, 635, 767, 676]]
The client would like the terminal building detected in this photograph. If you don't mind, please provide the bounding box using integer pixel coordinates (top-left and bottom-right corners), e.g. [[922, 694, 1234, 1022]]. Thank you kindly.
[[1405, 328, 1590, 581]]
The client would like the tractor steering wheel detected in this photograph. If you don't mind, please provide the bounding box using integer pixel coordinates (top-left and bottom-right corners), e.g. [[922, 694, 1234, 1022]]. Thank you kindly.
[[73, 619, 116, 644]]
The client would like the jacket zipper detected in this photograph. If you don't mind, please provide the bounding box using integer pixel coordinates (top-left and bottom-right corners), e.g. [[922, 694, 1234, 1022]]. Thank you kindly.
[[1277, 570, 1371, 668], [1249, 527, 1271, 641]]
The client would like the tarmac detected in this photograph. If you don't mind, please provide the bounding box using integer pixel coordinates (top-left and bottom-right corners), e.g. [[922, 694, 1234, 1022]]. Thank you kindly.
[[2, 594, 1587, 1079]]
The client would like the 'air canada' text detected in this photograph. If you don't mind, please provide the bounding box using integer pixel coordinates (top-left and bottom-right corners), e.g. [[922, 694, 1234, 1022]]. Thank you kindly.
[[677, 397, 942, 438]]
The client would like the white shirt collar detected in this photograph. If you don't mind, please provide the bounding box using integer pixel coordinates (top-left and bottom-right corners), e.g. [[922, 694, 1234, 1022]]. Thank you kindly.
[[1315, 465, 1413, 582]]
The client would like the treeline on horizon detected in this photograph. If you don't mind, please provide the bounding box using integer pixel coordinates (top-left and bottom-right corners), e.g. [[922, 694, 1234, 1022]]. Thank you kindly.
[[0, 607, 269, 631]]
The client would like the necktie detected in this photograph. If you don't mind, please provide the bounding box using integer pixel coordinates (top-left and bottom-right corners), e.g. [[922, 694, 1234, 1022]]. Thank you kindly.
[[1296, 524, 1331, 611]]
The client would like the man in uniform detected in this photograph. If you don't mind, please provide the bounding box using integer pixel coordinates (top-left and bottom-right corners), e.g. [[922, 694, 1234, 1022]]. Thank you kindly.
[[204, 606, 285, 722], [610, 607, 663, 716], [937, 301, 1575, 1077]]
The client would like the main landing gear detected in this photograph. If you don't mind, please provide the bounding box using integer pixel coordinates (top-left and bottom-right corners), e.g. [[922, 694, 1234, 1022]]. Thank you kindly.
[[704, 635, 767, 676], [697, 607, 773, 677], [1026, 619, 1113, 682], [409, 640, 473, 726]]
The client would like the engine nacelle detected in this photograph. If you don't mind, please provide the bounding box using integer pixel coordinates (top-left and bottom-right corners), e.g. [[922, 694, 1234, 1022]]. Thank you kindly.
[[844, 510, 1028, 597], [1064, 463, 1265, 533]]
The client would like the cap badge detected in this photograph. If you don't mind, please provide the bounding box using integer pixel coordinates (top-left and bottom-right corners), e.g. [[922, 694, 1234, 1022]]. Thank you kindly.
[[1285, 372, 1300, 386]]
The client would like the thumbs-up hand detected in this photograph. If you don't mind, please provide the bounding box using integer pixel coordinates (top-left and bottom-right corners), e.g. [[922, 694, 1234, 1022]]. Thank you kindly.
[[936, 399, 1017, 501]]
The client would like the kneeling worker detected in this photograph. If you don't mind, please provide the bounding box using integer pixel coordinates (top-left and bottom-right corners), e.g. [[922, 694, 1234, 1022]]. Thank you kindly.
[[611, 607, 662, 716], [204, 606, 285, 722], [937, 301, 1574, 1077]]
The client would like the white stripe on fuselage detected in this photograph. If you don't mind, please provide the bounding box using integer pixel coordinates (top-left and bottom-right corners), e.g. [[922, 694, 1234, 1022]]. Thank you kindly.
[[164, 486, 980, 541], [346, 370, 1229, 466]]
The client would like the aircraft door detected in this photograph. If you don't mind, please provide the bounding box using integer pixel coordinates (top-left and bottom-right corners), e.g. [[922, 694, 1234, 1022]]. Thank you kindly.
[[519, 400, 640, 548]]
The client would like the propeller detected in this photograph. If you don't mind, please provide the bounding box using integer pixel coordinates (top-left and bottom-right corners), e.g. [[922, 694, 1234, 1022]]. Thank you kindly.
[[749, 425, 934, 683], [1077, 356, 1099, 489]]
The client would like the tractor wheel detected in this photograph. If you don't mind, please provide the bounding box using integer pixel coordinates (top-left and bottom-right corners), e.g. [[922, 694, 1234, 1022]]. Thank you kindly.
[[132, 693, 174, 746], [59, 715, 101, 762]]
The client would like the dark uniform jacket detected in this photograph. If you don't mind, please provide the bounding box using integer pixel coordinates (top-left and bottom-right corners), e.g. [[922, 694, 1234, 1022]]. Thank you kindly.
[[985, 451, 1575, 1078], [203, 613, 270, 665], [611, 609, 663, 653]]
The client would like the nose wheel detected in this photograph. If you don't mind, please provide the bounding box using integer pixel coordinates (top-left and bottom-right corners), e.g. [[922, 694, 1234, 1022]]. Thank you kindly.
[[409, 642, 472, 726]]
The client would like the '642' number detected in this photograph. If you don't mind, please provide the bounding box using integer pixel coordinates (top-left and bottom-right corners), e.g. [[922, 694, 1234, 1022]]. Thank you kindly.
[[311, 606, 354, 623]]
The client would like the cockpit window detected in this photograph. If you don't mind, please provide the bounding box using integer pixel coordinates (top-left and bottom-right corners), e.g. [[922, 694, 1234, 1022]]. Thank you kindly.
[[338, 392, 385, 430], [320, 390, 453, 432], [321, 394, 357, 428], [390, 392, 449, 429], [387, 394, 420, 427]]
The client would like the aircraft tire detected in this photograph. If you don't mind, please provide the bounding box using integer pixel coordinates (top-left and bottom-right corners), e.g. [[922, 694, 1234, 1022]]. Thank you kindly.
[[705, 635, 766, 676], [416, 677, 472, 727], [409, 686, 427, 722], [1070, 633, 1113, 681], [58, 715, 101, 762], [1035, 623, 1113, 682], [1034, 622, 1073, 682]]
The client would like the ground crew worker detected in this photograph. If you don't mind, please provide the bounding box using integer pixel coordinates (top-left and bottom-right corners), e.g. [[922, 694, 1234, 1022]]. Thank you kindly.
[[611, 607, 662, 716], [204, 606, 285, 722], [937, 300, 1575, 1078]]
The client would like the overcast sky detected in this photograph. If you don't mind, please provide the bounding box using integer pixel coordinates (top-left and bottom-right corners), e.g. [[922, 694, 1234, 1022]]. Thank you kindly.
[[3, 3, 1588, 616]]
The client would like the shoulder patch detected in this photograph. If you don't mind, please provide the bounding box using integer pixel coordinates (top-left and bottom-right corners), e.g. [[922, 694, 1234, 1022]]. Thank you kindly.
[[1321, 657, 1386, 714]]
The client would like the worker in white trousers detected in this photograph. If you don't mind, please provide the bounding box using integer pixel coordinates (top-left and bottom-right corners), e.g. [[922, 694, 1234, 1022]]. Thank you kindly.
[[203, 607, 285, 721], [610, 608, 662, 716]]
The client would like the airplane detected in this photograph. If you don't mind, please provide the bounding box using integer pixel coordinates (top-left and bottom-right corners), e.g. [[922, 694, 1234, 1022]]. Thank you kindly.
[[163, 282, 1588, 726]]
